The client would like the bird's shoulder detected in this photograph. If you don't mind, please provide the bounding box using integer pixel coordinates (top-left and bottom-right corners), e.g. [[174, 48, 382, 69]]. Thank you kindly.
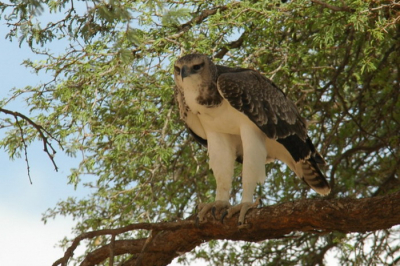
[[216, 65, 285, 96], [215, 64, 307, 141]]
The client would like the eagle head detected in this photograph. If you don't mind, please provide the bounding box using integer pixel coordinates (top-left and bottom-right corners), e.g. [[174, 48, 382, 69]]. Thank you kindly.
[[173, 54, 217, 88]]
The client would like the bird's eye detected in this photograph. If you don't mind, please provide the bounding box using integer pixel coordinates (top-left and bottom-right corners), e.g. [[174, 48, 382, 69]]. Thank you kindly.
[[192, 63, 204, 71], [174, 66, 180, 73]]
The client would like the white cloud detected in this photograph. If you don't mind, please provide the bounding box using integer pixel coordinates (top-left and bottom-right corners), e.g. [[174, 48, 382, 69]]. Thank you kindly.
[[0, 148, 87, 266], [0, 205, 77, 266]]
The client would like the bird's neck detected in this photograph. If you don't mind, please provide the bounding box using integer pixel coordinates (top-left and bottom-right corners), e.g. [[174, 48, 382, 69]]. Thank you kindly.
[[196, 82, 223, 107]]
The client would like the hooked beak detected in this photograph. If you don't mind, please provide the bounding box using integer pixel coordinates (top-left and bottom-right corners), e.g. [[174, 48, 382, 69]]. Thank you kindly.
[[181, 65, 190, 81]]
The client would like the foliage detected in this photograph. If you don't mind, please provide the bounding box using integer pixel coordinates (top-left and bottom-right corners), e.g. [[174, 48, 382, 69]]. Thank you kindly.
[[1, 0, 400, 265]]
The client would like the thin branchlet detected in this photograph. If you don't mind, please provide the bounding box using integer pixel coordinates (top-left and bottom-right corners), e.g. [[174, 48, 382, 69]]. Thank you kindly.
[[0, 108, 63, 175]]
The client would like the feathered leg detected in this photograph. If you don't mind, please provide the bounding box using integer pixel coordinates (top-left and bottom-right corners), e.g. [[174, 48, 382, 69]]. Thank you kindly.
[[197, 131, 237, 222], [226, 126, 266, 225]]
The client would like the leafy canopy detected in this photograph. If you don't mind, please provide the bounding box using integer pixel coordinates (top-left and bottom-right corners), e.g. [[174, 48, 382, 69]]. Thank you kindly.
[[1, 0, 399, 265]]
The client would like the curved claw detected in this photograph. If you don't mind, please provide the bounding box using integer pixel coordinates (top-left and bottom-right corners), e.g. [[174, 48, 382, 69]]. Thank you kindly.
[[226, 198, 261, 225], [211, 206, 217, 219], [197, 200, 230, 223], [220, 210, 229, 223]]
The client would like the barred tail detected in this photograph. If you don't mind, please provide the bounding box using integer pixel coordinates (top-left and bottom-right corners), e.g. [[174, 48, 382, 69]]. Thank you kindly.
[[300, 158, 331, 196]]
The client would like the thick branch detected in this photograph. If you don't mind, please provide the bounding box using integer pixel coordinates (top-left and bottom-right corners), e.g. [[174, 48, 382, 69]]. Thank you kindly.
[[54, 191, 400, 266]]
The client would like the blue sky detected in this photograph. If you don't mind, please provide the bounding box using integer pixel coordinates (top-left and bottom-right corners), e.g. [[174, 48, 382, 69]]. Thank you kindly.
[[0, 16, 191, 266], [0, 22, 91, 265]]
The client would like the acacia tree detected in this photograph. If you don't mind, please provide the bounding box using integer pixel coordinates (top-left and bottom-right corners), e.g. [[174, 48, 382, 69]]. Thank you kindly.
[[1, 0, 399, 265]]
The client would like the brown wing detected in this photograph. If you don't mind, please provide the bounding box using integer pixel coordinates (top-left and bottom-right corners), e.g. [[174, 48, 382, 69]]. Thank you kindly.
[[216, 66, 323, 163]]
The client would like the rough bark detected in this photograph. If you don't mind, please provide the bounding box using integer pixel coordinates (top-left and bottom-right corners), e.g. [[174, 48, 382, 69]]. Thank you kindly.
[[54, 191, 400, 266]]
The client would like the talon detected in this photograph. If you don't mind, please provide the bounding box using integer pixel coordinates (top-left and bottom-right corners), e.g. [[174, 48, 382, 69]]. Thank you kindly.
[[196, 200, 231, 223], [211, 207, 217, 219], [220, 210, 228, 223], [226, 200, 261, 225]]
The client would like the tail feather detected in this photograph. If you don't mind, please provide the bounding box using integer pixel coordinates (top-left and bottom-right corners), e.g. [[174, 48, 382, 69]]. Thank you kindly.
[[300, 158, 331, 195], [313, 150, 326, 165]]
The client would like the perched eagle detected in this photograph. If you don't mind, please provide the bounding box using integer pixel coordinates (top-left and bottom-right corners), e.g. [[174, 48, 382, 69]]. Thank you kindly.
[[173, 54, 330, 225]]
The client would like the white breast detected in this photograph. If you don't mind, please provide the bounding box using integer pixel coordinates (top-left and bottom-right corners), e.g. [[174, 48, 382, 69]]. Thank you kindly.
[[182, 79, 258, 136]]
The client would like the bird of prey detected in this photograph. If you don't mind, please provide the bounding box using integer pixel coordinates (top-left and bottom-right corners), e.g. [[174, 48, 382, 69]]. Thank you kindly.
[[173, 54, 330, 225]]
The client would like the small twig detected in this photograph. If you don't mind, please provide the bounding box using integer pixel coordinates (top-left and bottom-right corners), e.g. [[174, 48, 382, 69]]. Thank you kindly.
[[0, 108, 63, 172], [15, 116, 32, 184]]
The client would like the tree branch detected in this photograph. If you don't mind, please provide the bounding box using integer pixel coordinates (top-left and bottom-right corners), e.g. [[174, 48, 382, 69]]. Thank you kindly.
[[131, 3, 241, 60], [54, 191, 400, 266], [214, 31, 247, 59], [15, 116, 32, 183], [0, 108, 62, 172], [177, 4, 232, 32]]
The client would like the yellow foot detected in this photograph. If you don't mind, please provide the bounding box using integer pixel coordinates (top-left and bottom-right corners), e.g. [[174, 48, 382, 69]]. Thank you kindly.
[[225, 198, 261, 225], [197, 200, 231, 223]]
